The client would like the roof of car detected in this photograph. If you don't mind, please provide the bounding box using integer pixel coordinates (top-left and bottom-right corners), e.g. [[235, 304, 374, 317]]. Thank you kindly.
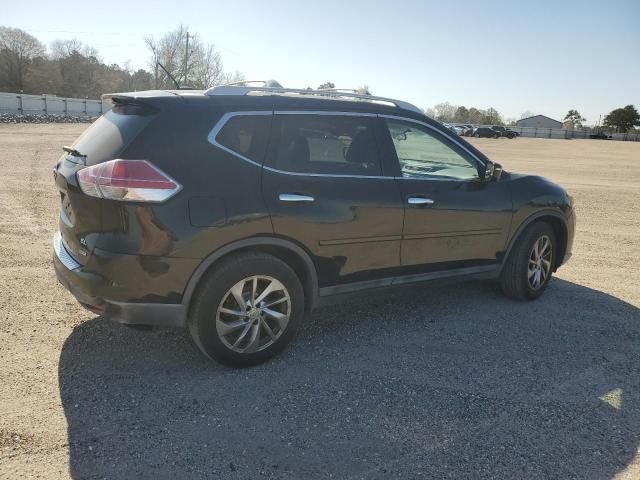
[[103, 87, 428, 120]]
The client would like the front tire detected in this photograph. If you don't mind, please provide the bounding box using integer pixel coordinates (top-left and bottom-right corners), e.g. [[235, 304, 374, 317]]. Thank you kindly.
[[188, 252, 304, 366], [500, 222, 556, 300]]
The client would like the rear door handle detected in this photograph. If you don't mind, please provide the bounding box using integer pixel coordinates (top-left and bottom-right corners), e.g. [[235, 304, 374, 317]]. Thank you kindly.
[[279, 193, 315, 203], [407, 196, 435, 206]]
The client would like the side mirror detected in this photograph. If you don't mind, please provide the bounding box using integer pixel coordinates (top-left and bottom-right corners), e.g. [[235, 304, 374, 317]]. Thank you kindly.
[[482, 161, 503, 181]]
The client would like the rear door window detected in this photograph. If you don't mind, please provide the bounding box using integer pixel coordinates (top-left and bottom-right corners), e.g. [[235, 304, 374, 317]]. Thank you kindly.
[[267, 114, 382, 176]]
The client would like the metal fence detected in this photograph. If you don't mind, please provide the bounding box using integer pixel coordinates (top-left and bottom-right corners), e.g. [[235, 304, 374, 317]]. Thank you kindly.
[[0, 92, 111, 116], [507, 126, 640, 142]]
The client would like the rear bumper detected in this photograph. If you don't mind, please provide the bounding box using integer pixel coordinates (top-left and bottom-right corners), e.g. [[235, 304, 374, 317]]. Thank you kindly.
[[53, 232, 187, 327]]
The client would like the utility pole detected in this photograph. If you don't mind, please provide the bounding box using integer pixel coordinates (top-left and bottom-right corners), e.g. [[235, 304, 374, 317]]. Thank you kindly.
[[154, 55, 159, 89], [183, 31, 190, 84]]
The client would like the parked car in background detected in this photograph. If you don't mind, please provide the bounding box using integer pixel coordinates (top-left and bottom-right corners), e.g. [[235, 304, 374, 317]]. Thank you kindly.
[[442, 123, 460, 135], [453, 125, 465, 136], [472, 126, 500, 138], [461, 124, 475, 136], [52, 82, 575, 366], [491, 126, 517, 139]]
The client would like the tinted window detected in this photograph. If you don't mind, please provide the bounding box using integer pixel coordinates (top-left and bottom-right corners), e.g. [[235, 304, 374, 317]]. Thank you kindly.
[[270, 115, 382, 175], [72, 106, 156, 166], [385, 119, 479, 180], [215, 115, 272, 164]]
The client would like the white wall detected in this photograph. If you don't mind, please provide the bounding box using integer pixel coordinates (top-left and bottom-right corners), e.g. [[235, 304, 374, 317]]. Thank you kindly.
[[0, 92, 111, 115]]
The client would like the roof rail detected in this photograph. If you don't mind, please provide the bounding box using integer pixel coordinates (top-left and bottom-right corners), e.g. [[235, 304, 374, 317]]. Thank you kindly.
[[204, 82, 423, 114]]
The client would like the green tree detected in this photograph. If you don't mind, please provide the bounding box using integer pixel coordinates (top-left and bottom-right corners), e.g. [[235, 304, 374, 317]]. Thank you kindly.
[[453, 106, 469, 123], [468, 107, 484, 124], [484, 107, 503, 125], [563, 109, 586, 128], [603, 105, 640, 133], [317, 82, 335, 90]]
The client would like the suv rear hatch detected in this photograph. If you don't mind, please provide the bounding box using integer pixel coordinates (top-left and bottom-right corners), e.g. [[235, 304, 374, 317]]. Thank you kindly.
[[53, 99, 158, 265]]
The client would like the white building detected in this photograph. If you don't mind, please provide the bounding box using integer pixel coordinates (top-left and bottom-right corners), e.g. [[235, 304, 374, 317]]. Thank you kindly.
[[516, 115, 562, 129]]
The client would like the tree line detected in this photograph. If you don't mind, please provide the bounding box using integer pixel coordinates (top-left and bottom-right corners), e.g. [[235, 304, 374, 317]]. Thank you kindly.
[[0, 25, 243, 99], [423, 102, 506, 126], [424, 102, 639, 133], [1, 25, 638, 132]]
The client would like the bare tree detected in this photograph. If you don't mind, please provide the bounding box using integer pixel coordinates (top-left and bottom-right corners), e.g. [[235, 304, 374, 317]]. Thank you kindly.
[[0, 26, 46, 92], [432, 102, 457, 122], [49, 39, 103, 98], [190, 44, 224, 88], [221, 70, 245, 85], [145, 25, 234, 89], [50, 38, 98, 60]]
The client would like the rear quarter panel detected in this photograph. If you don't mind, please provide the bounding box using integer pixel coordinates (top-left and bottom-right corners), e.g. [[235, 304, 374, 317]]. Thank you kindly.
[[94, 101, 274, 260]]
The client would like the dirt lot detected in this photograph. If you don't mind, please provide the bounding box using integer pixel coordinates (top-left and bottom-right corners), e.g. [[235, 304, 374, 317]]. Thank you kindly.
[[1, 124, 638, 479]]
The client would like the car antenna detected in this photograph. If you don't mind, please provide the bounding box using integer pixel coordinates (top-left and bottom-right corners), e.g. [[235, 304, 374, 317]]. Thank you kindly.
[[156, 62, 184, 90]]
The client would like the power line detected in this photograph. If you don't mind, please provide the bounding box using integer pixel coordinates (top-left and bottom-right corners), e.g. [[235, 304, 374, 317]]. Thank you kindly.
[[23, 29, 143, 36]]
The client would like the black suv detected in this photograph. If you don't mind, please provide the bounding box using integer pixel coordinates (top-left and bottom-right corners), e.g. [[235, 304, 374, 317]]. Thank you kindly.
[[472, 126, 500, 138], [53, 83, 575, 366], [491, 126, 518, 139]]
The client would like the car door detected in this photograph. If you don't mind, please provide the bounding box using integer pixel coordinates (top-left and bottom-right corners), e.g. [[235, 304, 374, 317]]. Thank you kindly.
[[381, 116, 513, 270], [262, 112, 404, 288]]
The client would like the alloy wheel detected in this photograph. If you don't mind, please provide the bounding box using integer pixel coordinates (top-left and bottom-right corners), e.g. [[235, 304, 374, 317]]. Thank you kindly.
[[528, 235, 552, 290], [216, 275, 291, 353]]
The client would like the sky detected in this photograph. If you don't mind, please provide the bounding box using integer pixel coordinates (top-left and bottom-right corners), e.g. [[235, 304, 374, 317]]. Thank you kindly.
[[4, 0, 639, 124]]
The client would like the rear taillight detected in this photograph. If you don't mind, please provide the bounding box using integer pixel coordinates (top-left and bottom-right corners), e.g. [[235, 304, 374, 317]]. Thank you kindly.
[[76, 159, 181, 202]]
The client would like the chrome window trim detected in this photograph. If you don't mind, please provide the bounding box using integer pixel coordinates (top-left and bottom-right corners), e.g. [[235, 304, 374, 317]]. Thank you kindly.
[[263, 165, 391, 180], [207, 110, 273, 167], [207, 110, 485, 181], [273, 110, 377, 117]]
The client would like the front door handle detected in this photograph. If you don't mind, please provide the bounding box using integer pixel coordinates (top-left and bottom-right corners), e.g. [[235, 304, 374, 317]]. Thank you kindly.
[[279, 193, 315, 203], [407, 196, 435, 206]]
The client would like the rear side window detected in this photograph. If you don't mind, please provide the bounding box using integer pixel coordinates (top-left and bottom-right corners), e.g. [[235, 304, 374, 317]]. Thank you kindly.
[[268, 115, 382, 176], [72, 105, 156, 165], [214, 114, 272, 164]]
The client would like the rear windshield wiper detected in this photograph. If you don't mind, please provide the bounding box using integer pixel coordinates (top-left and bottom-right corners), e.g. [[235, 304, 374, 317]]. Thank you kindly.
[[62, 146, 86, 158]]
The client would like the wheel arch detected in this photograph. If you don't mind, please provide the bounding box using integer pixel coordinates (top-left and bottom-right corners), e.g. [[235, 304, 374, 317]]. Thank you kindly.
[[501, 210, 568, 273], [182, 236, 319, 314]]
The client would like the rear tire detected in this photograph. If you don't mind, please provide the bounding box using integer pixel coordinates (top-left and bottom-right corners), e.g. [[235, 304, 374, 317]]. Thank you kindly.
[[188, 252, 304, 366], [500, 222, 556, 301]]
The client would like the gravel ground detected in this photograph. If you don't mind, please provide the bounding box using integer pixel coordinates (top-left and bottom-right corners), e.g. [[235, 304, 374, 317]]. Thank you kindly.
[[0, 125, 638, 479]]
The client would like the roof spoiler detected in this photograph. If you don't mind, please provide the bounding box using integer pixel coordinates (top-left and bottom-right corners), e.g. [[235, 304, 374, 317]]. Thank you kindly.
[[101, 90, 180, 104]]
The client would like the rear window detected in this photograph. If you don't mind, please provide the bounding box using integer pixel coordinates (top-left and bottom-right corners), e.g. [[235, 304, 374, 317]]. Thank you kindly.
[[71, 105, 156, 166], [214, 114, 272, 164]]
